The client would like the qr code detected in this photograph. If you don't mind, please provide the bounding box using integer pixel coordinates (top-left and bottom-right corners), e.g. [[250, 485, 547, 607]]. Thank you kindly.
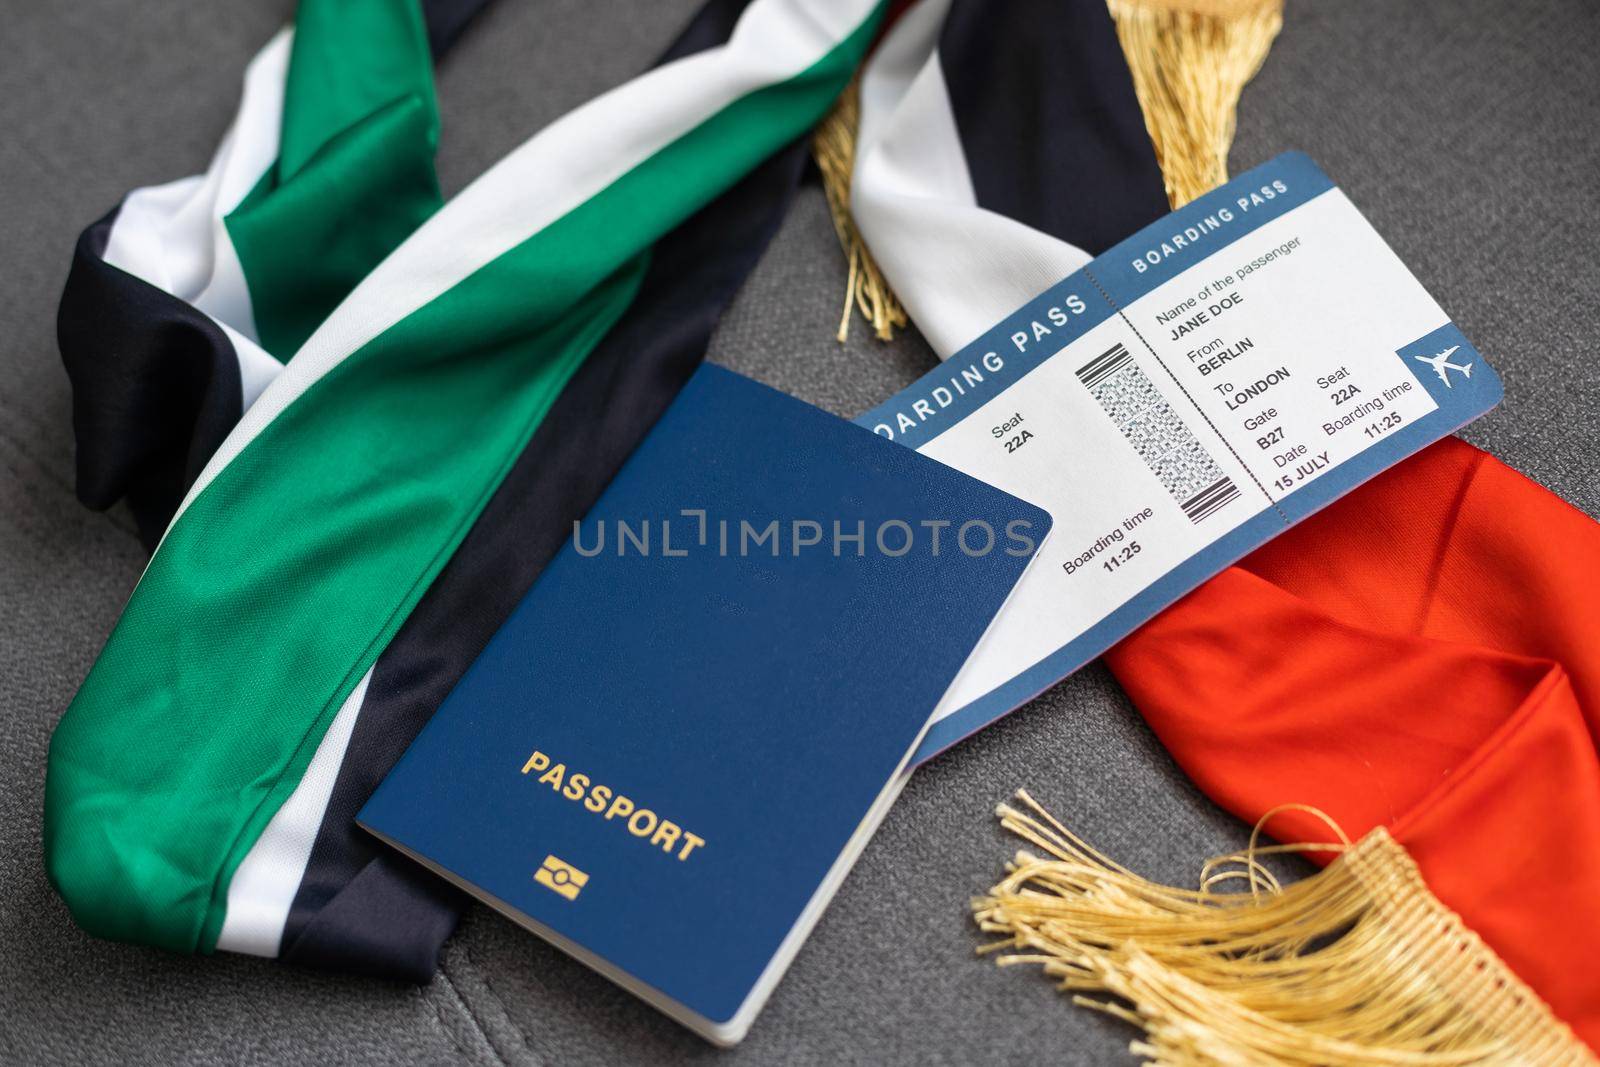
[[1078, 343, 1240, 523]]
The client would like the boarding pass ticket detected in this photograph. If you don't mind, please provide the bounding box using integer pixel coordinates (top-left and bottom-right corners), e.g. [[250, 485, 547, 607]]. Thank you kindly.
[[857, 152, 1502, 763]]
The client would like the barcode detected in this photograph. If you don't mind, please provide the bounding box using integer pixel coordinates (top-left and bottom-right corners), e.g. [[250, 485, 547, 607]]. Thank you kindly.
[[1180, 476, 1240, 523], [1075, 343, 1133, 389], [1078, 343, 1239, 525]]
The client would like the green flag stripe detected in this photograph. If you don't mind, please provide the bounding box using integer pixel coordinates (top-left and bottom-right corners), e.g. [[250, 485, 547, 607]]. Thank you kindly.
[[46, 2, 882, 954], [277, 0, 437, 181], [227, 0, 443, 361]]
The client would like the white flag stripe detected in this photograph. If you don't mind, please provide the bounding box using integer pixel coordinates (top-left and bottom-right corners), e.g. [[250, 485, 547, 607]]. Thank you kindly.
[[102, 29, 290, 360], [852, 0, 1091, 359], [216, 666, 373, 957]]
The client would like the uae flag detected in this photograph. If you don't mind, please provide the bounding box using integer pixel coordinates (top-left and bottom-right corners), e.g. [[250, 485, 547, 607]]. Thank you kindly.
[[48, 0, 884, 978], [50, 0, 1600, 1054]]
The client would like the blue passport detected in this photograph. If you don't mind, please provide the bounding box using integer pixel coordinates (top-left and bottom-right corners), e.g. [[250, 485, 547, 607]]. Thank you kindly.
[[359, 365, 1049, 1044]]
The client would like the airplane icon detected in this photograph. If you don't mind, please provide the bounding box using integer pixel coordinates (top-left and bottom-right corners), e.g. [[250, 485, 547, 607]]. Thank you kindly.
[[1414, 345, 1473, 388]]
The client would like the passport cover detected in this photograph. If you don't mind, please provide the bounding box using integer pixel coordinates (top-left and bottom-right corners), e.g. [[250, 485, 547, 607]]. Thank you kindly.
[[359, 365, 1050, 1043]]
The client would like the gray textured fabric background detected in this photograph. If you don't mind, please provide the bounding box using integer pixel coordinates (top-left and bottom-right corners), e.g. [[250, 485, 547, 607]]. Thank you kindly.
[[2, 1, 1596, 1063]]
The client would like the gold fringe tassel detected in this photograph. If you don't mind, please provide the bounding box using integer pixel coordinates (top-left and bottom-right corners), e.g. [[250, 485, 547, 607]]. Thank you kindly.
[[1107, 0, 1284, 209], [974, 791, 1596, 1066], [812, 78, 908, 343]]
